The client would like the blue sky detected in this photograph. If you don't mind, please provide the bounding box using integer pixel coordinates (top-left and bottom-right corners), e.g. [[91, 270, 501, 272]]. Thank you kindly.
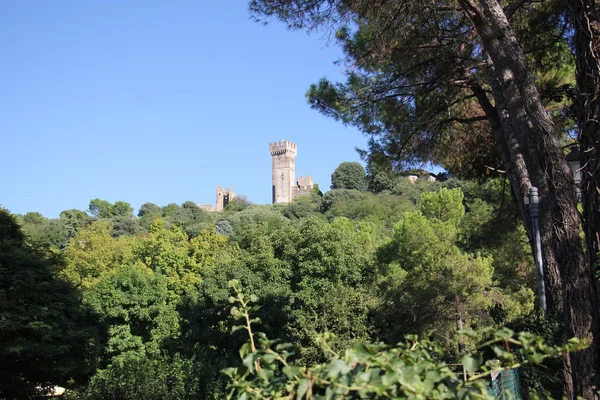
[[0, 1, 370, 217]]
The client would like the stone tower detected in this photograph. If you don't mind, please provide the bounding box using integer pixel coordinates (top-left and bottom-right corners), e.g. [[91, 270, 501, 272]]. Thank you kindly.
[[215, 185, 234, 211], [270, 140, 297, 204]]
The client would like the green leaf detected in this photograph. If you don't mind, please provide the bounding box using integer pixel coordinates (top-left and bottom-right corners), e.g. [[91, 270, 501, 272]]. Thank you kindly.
[[239, 342, 251, 359], [382, 370, 398, 386], [296, 378, 309, 399], [283, 365, 299, 379], [262, 353, 277, 364], [327, 359, 352, 378], [242, 353, 255, 373], [462, 354, 483, 374], [530, 353, 545, 364]]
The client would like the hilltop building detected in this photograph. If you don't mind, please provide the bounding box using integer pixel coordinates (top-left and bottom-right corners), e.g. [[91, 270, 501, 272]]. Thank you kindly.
[[407, 174, 436, 183], [405, 169, 437, 183], [198, 185, 234, 212], [196, 140, 315, 210], [269, 140, 314, 204]]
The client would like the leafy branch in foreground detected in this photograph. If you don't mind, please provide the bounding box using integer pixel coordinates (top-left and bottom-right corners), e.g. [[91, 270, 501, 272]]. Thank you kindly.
[[223, 280, 588, 399]]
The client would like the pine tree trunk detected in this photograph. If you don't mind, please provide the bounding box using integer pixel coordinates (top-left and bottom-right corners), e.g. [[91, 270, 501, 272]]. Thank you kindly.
[[469, 81, 533, 238], [568, 0, 600, 304], [569, 0, 600, 396], [457, 0, 599, 396]]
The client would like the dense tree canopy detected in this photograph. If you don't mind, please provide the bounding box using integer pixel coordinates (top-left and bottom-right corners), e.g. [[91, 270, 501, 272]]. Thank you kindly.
[[0, 209, 101, 398], [249, 0, 599, 395], [3, 171, 561, 398]]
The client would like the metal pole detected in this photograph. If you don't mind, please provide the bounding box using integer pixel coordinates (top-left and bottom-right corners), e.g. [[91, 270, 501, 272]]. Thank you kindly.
[[529, 187, 547, 313]]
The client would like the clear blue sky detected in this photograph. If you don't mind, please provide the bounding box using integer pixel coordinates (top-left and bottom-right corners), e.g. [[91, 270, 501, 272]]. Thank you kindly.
[[0, 1, 370, 217]]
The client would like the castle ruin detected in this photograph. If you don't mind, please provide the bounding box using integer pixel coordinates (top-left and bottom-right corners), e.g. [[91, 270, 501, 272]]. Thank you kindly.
[[198, 185, 234, 212], [197, 140, 314, 210], [215, 185, 234, 211], [269, 140, 314, 204]]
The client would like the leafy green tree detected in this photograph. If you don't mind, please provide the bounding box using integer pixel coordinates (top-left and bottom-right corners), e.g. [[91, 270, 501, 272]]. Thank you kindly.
[[282, 191, 323, 220], [320, 189, 366, 213], [161, 203, 180, 217], [22, 211, 44, 224], [166, 206, 195, 227], [223, 281, 584, 400], [69, 352, 198, 400], [330, 161, 367, 191], [161, 202, 211, 229], [133, 220, 195, 296], [0, 209, 101, 397], [215, 220, 234, 236], [450, 178, 536, 293], [88, 199, 133, 219], [232, 205, 288, 232], [88, 199, 114, 218], [84, 263, 179, 358], [181, 200, 207, 220], [109, 215, 142, 237], [323, 190, 414, 234], [184, 222, 212, 239], [112, 201, 133, 217], [188, 228, 237, 275], [19, 214, 70, 250], [225, 196, 252, 212], [62, 221, 135, 288], [60, 209, 90, 239], [138, 203, 163, 230], [177, 223, 292, 398], [376, 189, 533, 353], [138, 203, 161, 218], [72, 263, 185, 399], [420, 187, 465, 227], [286, 217, 378, 364], [66, 220, 241, 399], [391, 178, 440, 205], [181, 217, 378, 381]]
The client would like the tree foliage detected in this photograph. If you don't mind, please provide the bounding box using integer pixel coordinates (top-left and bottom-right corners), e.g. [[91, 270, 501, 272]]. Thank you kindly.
[[223, 280, 585, 400], [0, 209, 101, 398], [6, 171, 553, 397], [330, 161, 367, 191], [249, 0, 599, 395]]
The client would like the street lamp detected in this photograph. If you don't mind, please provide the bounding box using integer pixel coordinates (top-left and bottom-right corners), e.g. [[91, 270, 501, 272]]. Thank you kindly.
[[525, 187, 547, 313], [565, 146, 581, 201], [524, 146, 582, 314]]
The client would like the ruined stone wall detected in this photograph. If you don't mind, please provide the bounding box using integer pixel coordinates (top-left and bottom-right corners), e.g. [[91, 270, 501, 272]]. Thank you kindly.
[[296, 175, 313, 187], [293, 175, 314, 199], [216, 185, 234, 211]]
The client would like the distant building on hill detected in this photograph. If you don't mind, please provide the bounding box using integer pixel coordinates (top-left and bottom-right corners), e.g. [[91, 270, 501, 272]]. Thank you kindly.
[[405, 170, 437, 183], [269, 140, 315, 204], [197, 185, 234, 212], [196, 140, 316, 209]]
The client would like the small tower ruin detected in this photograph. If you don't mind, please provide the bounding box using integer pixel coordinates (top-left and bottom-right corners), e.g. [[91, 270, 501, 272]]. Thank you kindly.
[[270, 140, 297, 204], [216, 185, 234, 211], [294, 175, 314, 198]]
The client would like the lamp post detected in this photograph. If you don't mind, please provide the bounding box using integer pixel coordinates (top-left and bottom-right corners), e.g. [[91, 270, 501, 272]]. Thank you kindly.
[[524, 147, 581, 314], [526, 187, 547, 313]]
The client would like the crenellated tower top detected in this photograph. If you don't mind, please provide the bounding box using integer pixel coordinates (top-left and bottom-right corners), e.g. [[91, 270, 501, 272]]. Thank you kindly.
[[269, 140, 297, 156]]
